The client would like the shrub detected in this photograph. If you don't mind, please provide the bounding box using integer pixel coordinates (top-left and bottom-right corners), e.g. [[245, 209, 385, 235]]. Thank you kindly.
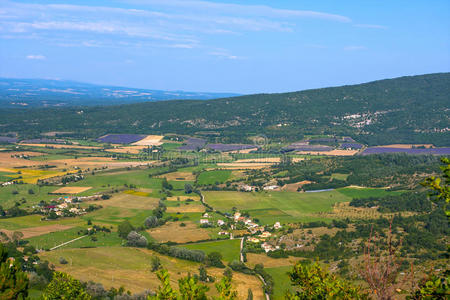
[[126, 231, 148, 248]]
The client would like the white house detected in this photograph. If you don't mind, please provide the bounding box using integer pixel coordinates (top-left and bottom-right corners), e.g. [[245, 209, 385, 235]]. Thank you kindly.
[[263, 185, 279, 191], [217, 219, 225, 226], [274, 222, 282, 229], [200, 219, 210, 224]]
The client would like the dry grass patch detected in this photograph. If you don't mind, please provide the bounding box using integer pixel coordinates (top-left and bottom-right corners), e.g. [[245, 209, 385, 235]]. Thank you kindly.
[[217, 163, 271, 169], [17, 224, 74, 239], [281, 180, 313, 192], [166, 195, 200, 202], [314, 201, 417, 220], [0, 152, 46, 168], [51, 186, 92, 194], [147, 221, 210, 243], [246, 253, 301, 268], [158, 172, 196, 181], [166, 203, 205, 213], [105, 145, 147, 154], [89, 193, 159, 210]]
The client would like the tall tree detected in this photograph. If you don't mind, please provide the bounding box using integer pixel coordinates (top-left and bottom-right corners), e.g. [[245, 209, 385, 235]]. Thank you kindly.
[[0, 243, 29, 300], [41, 272, 91, 300]]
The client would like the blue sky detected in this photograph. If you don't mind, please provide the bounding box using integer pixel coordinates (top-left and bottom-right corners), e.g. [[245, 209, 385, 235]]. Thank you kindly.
[[0, 0, 449, 93]]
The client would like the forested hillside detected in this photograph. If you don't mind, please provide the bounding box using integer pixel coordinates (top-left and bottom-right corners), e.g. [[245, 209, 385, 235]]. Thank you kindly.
[[1, 73, 449, 145]]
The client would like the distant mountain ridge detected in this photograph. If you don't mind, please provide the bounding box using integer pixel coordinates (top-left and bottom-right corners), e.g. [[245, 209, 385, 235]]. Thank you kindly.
[[0, 78, 240, 107], [0, 73, 449, 146]]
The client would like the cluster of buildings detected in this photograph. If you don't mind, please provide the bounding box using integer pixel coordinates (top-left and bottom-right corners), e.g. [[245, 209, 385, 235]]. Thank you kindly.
[[37, 195, 101, 218], [199, 211, 284, 252]]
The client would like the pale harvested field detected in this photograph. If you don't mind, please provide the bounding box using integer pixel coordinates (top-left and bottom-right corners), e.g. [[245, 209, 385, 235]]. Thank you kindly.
[[51, 186, 92, 194], [295, 149, 358, 156], [166, 195, 200, 201], [157, 171, 196, 181], [89, 193, 159, 210], [19, 143, 101, 149], [208, 268, 264, 300], [217, 163, 271, 169], [235, 158, 280, 163], [105, 145, 147, 154], [375, 144, 434, 149], [18, 224, 74, 239], [315, 201, 417, 220], [147, 221, 210, 243], [0, 151, 46, 168], [281, 180, 313, 192], [246, 253, 301, 268], [132, 135, 164, 146], [166, 203, 205, 213], [227, 147, 258, 154]]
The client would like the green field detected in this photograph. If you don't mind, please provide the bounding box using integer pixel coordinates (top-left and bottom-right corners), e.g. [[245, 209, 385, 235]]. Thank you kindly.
[[81, 206, 154, 227], [197, 170, 232, 185], [181, 239, 241, 262], [203, 190, 352, 224], [336, 187, 404, 199], [27, 227, 85, 249], [0, 184, 58, 209], [265, 266, 293, 300]]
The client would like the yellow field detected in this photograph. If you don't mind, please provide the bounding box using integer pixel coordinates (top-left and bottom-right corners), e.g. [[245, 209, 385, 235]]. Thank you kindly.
[[166, 202, 205, 213], [51, 186, 92, 194], [166, 195, 200, 201], [0, 167, 78, 184], [147, 221, 211, 243]]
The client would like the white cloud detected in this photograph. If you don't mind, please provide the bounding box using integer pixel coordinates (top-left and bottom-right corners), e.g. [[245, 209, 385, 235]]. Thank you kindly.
[[123, 0, 352, 23], [26, 54, 45, 60], [208, 50, 242, 60], [354, 24, 387, 29], [344, 45, 367, 51]]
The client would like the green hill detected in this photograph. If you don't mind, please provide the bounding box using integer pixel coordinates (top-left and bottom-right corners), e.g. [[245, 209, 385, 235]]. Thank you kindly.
[[1, 73, 449, 145]]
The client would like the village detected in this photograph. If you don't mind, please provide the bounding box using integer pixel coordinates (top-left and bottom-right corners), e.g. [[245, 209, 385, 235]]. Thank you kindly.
[[199, 211, 283, 253]]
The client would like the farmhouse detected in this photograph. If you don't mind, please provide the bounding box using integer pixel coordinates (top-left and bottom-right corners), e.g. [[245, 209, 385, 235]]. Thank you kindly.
[[217, 219, 225, 226], [248, 237, 260, 243], [274, 222, 282, 229], [261, 242, 276, 253], [199, 219, 210, 225], [263, 185, 279, 191], [259, 231, 272, 239]]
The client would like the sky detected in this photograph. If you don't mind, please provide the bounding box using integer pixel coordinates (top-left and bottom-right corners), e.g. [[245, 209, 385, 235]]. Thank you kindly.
[[0, 0, 449, 94]]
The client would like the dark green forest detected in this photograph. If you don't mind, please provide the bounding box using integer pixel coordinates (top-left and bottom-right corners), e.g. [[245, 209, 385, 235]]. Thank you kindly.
[[1, 73, 449, 145]]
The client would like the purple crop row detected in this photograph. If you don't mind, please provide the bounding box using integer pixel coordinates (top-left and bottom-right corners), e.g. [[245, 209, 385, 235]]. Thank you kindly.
[[178, 138, 207, 150], [0, 136, 17, 143], [21, 138, 66, 144], [97, 134, 146, 144], [206, 144, 256, 152], [341, 143, 363, 149], [362, 147, 450, 155]]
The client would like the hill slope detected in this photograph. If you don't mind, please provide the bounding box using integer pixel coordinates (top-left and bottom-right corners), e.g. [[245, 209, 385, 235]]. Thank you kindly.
[[1, 73, 449, 146], [0, 78, 239, 107]]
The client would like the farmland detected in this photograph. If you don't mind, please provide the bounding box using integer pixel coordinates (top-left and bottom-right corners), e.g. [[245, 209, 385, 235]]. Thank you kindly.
[[0, 132, 447, 299]]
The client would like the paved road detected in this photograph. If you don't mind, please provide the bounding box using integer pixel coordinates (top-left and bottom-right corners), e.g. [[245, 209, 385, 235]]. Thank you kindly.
[[49, 235, 87, 251]]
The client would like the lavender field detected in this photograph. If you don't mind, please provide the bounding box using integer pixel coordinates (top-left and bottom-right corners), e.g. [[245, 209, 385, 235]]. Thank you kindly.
[[178, 138, 207, 150], [206, 143, 256, 152], [362, 147, 450, 155]]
